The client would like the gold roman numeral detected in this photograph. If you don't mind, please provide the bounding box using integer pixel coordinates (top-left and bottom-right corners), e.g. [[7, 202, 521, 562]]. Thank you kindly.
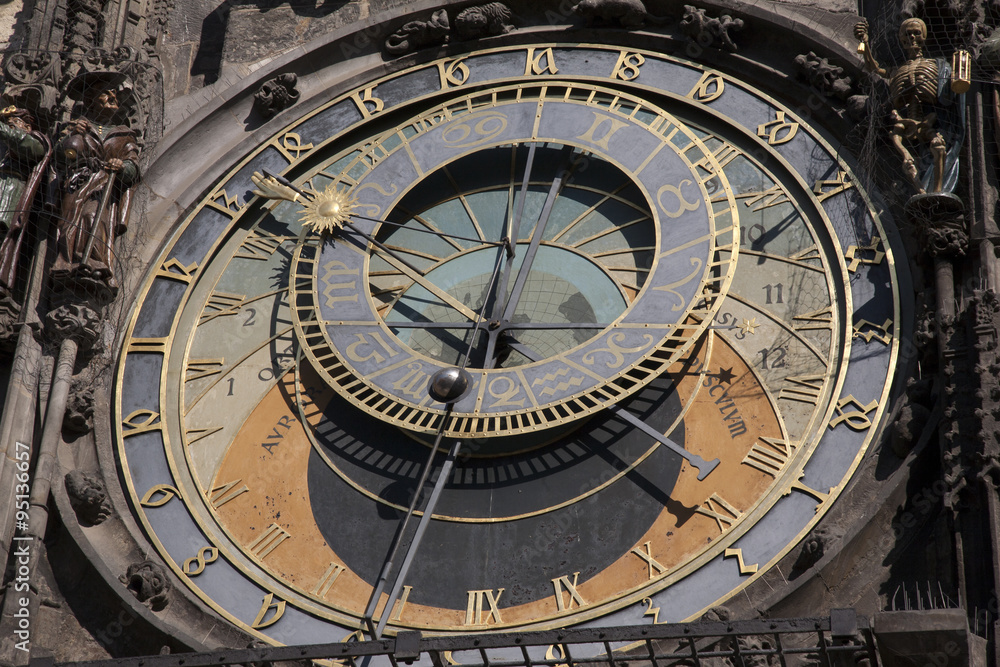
[[792, 306, 834, 332], [247, 523, 291, 561], [814, 171, 853, 202], [631, 542, 668, 579], [695, 493, 741, 532], [465, 588, 504, 625], [312, 562, 346, 598], [185, 358, 225, 383], [778, 374, 825, 405], [551, 572, 586, 611], [126, 337, 168, 354], [236, 229, 295, 260], [199, 292, 245, 326], [693, 142, 740, 182], [732, 185, 789, 211], [741, 437, 794, 477], [185, 426, 223, 446], [208, 479, 249, 509]]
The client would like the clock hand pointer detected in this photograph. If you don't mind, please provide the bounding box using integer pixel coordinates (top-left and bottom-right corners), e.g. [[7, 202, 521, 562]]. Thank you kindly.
[[257, 170, 483, 322], [362, 404, 463, 641], [363, 261, 501, 639], [480, 143, 538, 365], [483, 145, 578, 367], [258, 169, 505, 246], [350, 213, 507, 247], [502, 337, 720, 481]]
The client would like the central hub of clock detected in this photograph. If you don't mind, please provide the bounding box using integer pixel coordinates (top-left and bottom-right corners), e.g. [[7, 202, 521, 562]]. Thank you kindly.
[[380, 144, 646, 370]]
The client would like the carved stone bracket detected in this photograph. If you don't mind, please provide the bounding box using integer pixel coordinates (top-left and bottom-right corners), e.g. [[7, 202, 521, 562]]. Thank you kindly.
[[792, 527, 831, 573], [253, 73, 300, 120], [891, 378, 933, 457], [0, 294, 22, 352], [120, 560, 170, 611], [64, 470, 111, 525], [680, 5, 744, 53], [44, 302, 101, 350], [794, 51, 853, 100], [906, 193, 969, 259]]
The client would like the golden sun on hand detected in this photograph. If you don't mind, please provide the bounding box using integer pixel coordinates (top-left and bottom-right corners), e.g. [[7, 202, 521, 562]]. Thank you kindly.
[[300, 185, 357, 234]]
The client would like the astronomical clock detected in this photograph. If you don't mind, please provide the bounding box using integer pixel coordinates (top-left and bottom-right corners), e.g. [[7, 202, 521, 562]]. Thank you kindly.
[[111, 41, 903, 648]]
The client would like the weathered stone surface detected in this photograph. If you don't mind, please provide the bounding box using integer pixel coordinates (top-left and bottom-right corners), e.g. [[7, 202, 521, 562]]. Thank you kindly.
[[874, 610, 986, 667]]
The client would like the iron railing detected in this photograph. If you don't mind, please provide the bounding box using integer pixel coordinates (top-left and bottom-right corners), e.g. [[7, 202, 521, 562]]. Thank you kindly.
[[42, 610, 876, 667]]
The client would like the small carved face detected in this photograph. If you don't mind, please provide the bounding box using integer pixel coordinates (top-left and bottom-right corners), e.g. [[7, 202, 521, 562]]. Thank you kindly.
[[96, 90, 119, 113], [128, 562, 166, 600]]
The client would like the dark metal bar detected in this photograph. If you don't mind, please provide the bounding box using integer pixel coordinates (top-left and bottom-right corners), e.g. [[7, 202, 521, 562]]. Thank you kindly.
[[374, 439, 462, 639], [500, 147, 575, 324], [362, 403, 455, 637], [55, 616, 874, 667], [387, 322, 607, 330]]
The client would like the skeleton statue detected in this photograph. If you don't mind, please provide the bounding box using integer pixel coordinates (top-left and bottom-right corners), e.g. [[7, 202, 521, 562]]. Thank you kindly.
[[854, 18, 967, 194]]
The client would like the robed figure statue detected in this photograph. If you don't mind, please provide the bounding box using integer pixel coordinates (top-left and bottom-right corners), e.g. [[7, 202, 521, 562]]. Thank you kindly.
[[51, 71, 140, 296], [0, 104, 51, 303]]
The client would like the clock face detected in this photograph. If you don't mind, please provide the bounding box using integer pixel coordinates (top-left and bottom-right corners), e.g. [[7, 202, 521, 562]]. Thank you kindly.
[[115, 45, 901, 645]]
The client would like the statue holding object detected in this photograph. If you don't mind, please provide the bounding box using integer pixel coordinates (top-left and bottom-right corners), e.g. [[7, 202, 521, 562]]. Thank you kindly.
[[51, 71, 140, 299], [854, 18, 970, 195], [0, 102, 51, 305]]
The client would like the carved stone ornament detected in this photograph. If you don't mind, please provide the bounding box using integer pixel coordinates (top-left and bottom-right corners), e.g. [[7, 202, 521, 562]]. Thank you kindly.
[[63, 380, 96, 433], [905, 192, 968, 259], [792, 527, 830, 572], [453, 3, 515, 41], [64, 470, 111, 525], [680, 5, 744, 53], [253, 73, 300, 120], [385, 9, 450, 56], [44, 302, 101, 347], [119, 560, 170, 611], [572, 0, 667, 28], [794, 51, 853, 100]]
